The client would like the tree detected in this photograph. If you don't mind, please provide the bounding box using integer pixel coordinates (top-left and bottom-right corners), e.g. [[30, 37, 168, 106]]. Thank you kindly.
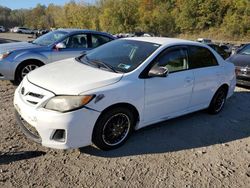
[[99, 0, 139, 33]]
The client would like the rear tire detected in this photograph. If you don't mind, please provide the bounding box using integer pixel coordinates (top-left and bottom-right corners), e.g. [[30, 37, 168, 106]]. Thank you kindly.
[[92, 107, 135, 150], [207, 87, 227, 114]]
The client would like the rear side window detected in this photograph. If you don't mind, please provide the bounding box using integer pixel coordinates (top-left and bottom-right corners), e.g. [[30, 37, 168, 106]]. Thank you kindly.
[[188, 46, 218, 69], [91, 34, 113, 48]]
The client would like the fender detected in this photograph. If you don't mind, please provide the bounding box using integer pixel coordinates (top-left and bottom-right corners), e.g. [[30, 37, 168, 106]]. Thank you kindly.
[[12, 51, 49, 70]]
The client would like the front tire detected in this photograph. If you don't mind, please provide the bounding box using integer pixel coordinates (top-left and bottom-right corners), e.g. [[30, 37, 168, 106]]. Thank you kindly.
[[15, 62, 41, 84], [208, 87, 227, 114], [92, 107, 135, 150]]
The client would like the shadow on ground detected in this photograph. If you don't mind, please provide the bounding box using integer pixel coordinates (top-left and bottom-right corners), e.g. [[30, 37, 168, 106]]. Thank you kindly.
[[0, 151, 46, 165], [80, 90, 250, 158]]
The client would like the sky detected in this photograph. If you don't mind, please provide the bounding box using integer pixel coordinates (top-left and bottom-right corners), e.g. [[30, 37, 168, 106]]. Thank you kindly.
[[0, 0, 95, 10]]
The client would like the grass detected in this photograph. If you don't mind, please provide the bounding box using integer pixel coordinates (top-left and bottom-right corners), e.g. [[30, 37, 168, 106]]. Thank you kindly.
[[176, 29, 250, 45]]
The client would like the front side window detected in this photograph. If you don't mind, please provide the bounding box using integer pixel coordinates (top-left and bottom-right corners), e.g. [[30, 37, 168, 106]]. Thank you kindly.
[[62, 34, 88, 49], [188, 46, 218, 69], [91, 34, 113, 48], [153, 48, 188, 73], [80, 39, 160, 73]]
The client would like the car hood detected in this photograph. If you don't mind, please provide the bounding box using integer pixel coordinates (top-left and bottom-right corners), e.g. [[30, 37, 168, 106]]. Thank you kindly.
[[227, 54, 250, 67], [0, 42, 41, 53], [27, 58, 123, 95]]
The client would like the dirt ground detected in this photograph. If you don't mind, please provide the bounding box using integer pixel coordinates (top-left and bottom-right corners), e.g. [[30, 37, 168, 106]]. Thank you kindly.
[[0, 33, 250, 187]]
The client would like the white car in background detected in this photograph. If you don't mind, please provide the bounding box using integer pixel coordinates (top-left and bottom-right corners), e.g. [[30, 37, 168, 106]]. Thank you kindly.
[[0, 26, 5, 32], [13, 27, 34, 34], [14, 37, 236, 150], [197, 38, 212, 44]]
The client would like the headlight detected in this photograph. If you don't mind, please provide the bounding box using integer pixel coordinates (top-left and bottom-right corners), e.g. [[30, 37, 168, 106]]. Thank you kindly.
[[44, 95, 95, 112], [0, 51, 11, 60]]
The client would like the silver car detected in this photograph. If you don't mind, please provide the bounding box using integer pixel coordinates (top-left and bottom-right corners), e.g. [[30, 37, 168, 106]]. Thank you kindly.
[[13, 27, 34, 34], [0, 29, 115, 83]]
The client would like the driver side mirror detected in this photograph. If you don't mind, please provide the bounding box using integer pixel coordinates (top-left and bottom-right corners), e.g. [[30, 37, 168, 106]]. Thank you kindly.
[[55, 42, 66, 50], [148, 66, 169, 77]]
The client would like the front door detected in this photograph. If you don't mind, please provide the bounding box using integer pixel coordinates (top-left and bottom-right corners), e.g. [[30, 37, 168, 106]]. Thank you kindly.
[[143, 47, 194, 124]]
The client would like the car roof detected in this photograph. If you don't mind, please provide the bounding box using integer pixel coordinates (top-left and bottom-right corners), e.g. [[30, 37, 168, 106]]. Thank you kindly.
[[56, 29, 115, 38], [123, 37, 201, 46]]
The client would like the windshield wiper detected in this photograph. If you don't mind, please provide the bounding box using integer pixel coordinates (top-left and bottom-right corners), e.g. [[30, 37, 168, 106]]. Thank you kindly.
[[85, 57, 117, 73]]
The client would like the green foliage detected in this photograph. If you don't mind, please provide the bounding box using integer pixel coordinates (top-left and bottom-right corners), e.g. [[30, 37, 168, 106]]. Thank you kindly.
[[0, 0, 249, 39], [99, 0, 139, 33]]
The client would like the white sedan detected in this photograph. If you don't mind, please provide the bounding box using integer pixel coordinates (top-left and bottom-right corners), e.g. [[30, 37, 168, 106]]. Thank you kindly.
[[14, 37, 236, 150]]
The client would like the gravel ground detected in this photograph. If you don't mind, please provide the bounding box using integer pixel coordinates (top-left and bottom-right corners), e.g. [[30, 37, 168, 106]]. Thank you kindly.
[[0, 33, 250, 187], [0, 32, 31, 43], [0, 82, 250, 187]]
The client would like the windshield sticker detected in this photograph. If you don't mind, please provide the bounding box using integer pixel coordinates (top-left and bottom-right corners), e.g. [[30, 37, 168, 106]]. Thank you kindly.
[[118, 64, 131, 70]]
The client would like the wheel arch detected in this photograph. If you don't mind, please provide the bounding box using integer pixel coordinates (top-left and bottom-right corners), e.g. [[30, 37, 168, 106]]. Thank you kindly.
[[209, 83, 229, 107], [14, 59, 45, 81], [95, 102, 140, 128], [92, 102, 140, 136], [217, 83, 229, 96]]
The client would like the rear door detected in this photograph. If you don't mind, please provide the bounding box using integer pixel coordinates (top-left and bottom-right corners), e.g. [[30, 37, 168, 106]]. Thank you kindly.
[[143, 46, 195, 124], [187, 45, 224, 110]]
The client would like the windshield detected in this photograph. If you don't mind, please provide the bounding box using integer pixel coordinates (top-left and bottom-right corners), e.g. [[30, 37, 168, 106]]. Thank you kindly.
[[238, 44, 250, 55], [32, 31, 67, 46], [80, 39, 160, 73]]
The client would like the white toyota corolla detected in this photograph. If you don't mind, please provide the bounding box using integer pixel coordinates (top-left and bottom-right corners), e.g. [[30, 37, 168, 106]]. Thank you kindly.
[[14, 37, 236, 150]]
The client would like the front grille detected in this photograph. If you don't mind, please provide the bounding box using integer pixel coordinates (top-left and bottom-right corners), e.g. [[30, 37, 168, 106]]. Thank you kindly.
[[20, 87, 47, 106], [19, 78, 54, 108], [27, 92, 44, 99]]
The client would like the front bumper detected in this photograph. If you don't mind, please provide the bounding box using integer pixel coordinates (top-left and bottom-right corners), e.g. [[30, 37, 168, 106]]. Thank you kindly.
[[13, 81, 100, 149], [0, 59, 15, 80]]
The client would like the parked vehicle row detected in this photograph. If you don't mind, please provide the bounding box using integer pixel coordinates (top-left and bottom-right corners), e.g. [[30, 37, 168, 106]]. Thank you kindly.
[[207, 43, 230, 59], [11, 27, 35, 34], [227, 43, 250, 87], [206, 41, 250, 87], [13, 37, 236, 150]]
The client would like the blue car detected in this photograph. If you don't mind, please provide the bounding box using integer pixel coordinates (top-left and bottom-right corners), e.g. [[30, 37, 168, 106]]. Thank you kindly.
[[0, 29, 115, 83]]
